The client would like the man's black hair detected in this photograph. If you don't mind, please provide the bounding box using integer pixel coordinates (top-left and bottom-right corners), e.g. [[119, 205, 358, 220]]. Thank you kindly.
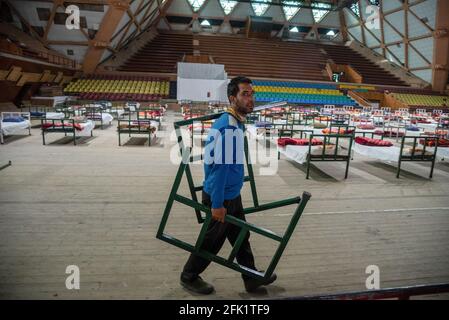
[[227, 76, 252, 102]]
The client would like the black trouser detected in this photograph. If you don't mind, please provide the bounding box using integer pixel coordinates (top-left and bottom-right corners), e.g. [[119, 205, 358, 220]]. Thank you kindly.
[[181, 191, 256, 282]]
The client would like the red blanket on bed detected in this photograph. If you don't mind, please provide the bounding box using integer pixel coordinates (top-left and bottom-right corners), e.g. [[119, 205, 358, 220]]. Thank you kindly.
[[322, 128, 355, 134], [357, 124, 376, 130], [374, 130, 404, 137], [41, 122, 83, 131], [419, 138, 449, 147], [355, 136, 393, 147], [139, 111, 161, 118], [277, 138, 324, 146]]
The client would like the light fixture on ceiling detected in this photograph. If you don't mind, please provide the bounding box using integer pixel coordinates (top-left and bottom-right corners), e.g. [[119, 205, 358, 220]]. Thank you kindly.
[[200, 20, 211, 26]]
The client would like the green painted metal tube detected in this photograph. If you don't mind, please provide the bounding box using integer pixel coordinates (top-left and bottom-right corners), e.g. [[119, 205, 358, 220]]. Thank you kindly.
[[185, 165, 203, 223], [244, 135, 259, 207], [190, 154, 203, 162], [227, 228, 248, 263], [0, 161, 12, 171], [193, 185, 203, 192], [175, 113, 223, 127], [242, 196, 301, 214], [156, 151, 191, 238], [159, 233, 266, 280], [194, 213, 212, 252], [265, 191, 312, 278], [174, 194, 211, 214], [225, 215, 283, 242]]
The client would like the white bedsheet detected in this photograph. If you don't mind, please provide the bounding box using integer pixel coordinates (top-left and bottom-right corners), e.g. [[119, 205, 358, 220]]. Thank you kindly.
[[353, 143, 400, 162], [353, 143, 438, 162], [405, 130, 422, 137], [421, 147, 449, 162], [417, 123, 438, 131], [106, 109, 125, 118], [436, 148, 449, 161], [102, 113, 113, 123], [279, 144, 345, 164], [279, 145, 316, 164], [45, 112, 65, 120], [85, 113, 113, 124], [355, 128, 377, 134], [1, 120, 31, 136], [76, 120, 95, 137], [246, 124, 275, 139]]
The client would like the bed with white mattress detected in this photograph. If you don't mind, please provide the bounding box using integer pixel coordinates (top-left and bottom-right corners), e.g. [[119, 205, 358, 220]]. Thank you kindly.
[[0, 112, 31, 144], [352, 136, 439, 178], [277, 134, 353, 179], [29, 111, 66, 120], [41, 119, 95, 145]]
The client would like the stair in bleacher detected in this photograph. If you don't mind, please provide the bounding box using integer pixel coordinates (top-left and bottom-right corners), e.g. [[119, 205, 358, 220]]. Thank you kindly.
[[196, 35, 329, 82], [118, 33, 193, 73], [319, 44, 407, 87]]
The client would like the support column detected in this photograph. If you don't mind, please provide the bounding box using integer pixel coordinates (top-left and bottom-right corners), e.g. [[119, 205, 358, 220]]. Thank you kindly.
[[432, 0, 449, 93], [339, 10, 349, 43]]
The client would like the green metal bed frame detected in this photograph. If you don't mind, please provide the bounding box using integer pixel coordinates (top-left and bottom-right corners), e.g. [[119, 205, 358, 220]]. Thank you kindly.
[[41, 118, 92, 145], [353, 132, 438, 178], [397, 135, 438, 179], [117, 119, 158, 147], [277, 128, 354, 179], [157, 112, 311, 281]]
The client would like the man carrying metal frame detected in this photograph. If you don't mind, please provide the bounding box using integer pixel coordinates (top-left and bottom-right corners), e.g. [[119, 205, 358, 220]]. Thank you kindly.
[[180, 76, 277, 294]]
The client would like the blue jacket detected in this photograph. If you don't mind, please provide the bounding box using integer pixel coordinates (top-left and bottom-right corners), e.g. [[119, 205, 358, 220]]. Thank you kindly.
[[203, 112, 245, 209]]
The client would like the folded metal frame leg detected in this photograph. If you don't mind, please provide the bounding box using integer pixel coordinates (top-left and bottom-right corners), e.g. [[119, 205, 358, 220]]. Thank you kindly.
[[0, 161, 12, 171]]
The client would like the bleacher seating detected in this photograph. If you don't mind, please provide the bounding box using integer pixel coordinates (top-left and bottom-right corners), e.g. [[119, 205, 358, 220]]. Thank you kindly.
[[253, 80, 357, 106], [393, 93, 449, 108], [118, 33, 193, 73], [117, 32, 409, 88], [64, 75, 169, 101]]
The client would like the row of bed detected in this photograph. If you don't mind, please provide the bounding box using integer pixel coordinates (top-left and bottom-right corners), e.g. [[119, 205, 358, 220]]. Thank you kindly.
[[250, 106, 449, 179], [181, 104, 449, 179], [3, 102, 448, 179], [0, 102, 165, 146]]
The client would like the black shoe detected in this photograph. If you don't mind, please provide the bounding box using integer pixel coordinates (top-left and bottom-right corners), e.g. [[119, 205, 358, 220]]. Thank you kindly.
[[244, 271, 277, 293], [180, 276, 215, 295]]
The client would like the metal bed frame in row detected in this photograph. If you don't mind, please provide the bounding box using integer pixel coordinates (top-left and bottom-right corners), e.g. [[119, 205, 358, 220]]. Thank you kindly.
[[41, 119, 93, 145], [277, 126, 354, 180], [275, 121, 439, 179], [117, 105, 163, 146], [0, 112, 31, 144]]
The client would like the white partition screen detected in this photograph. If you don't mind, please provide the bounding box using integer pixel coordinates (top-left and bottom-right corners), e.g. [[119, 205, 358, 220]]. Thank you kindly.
[[177, 62, 229, 103]]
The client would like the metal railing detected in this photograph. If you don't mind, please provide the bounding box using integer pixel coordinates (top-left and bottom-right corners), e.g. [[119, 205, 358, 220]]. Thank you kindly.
[[271, 283, 449, 300]]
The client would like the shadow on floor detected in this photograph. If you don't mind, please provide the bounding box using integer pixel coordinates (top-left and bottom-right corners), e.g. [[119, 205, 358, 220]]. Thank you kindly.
[[1, 135, 32, 144], [351, 161, 432, 182], [46, 136, 95, 146], [285, 160, 341, 182], [121, 136, 161, 147]]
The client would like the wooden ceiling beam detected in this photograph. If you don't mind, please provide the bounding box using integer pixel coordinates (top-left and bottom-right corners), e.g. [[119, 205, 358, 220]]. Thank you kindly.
[[82, 0, 130, 73]]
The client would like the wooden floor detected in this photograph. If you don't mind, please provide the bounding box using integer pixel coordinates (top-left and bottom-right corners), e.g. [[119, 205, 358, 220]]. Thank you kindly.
[[0, 111, 448, 300]]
